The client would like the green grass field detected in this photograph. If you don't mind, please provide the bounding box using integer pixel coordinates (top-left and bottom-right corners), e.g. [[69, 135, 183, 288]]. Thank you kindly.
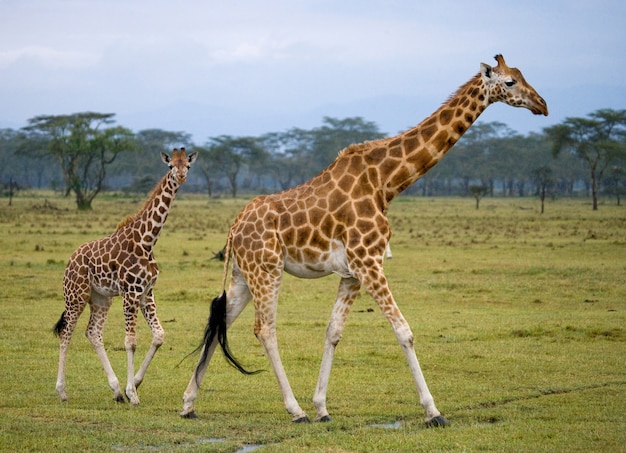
[[1, 192, 625, 452]]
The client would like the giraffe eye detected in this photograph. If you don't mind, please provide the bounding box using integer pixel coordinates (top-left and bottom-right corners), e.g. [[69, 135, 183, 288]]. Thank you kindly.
[[505, 80, 517, 87]]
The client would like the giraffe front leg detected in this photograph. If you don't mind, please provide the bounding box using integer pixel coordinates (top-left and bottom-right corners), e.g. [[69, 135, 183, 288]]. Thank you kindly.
[[123, 296, 141, 406], [394, 321, 448, 426], [124, 342, 140, 405], [134, 292, 164, 389], [312, 277, 361, 422], [358, 264, 448, 427]]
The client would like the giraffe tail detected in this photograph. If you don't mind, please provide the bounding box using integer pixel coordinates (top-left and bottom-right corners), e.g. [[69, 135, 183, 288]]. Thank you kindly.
[[195, 291, 259, 382], [220, 226, 234, 292], [52, 311, 67, 337]]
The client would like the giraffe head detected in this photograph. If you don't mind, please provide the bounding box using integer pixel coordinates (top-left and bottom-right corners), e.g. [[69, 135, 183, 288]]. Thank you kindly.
[[160, 147, 198, 185], [480, 54, 548, 116]]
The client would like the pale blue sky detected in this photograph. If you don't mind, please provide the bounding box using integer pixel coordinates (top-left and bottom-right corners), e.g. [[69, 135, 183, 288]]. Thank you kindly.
[[1, 0, 625, 142]]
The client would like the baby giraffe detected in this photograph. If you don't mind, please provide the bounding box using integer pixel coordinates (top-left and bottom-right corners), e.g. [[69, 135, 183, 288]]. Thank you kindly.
[[54, 148, 197, 405]]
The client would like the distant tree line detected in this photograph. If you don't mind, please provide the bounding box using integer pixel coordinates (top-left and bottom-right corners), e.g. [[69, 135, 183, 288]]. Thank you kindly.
[[1, 109, 625, 210]]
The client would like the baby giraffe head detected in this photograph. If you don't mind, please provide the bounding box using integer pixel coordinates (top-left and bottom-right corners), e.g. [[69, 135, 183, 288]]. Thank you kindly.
[[161, 147, 198, 185]]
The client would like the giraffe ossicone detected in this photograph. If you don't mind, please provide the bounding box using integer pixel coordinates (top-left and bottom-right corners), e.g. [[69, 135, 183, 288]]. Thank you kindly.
[[54, 148, 197, 405], [182, 55, 547, 424]]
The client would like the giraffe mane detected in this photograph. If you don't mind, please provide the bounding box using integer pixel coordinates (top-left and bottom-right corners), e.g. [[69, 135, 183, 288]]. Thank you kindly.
[[335, 139, 387, 160], [335, 73, 485, 164], [116, 215, 135, 230], [443, 72, 482, 106], [116, 174, 168, 231]]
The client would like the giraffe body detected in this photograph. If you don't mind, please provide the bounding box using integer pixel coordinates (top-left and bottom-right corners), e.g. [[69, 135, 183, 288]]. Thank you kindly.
[[182, 55, 547, 424], [54, 148, 197, 405]]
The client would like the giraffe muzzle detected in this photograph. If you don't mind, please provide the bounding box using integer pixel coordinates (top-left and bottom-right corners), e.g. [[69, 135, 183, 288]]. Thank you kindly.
[[532, 96, 549, 116]]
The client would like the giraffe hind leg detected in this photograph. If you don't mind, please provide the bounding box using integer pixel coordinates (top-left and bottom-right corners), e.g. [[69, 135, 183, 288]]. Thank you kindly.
[[249, 271, 309, 423], [86, 294, 125, 402], [53, 310, 70, 401], [255, 316, 309, 422], [181, 273, 253, 418], [181, 293, 231, 418], [54, 295, 87, 402]]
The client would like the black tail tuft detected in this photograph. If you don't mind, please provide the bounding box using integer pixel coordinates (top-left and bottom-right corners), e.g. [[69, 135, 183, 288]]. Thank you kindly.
[[52, 311, 67, 337], [195, 291, 259, 383]]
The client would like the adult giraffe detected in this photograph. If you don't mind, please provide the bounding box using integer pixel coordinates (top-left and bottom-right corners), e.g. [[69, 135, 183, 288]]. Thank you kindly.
[[54, 148, 197, 405], [182, 55, 548, 425]]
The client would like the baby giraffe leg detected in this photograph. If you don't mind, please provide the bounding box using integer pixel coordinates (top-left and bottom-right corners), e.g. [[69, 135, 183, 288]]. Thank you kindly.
[[86, 294, 124, 402], [122, 296, 141, 406], [54, 302, 86, 401], [134, 292, 164, 389]]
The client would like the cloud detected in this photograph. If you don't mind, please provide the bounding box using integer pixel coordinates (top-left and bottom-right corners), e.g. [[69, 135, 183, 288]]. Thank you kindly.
[[209, 37, 297, 63], [0, 0, 624, 137], [0, 46, 99, 69]]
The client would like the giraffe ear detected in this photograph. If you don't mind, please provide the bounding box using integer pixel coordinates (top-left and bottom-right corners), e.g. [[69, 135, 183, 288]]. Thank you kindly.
[[480, 62, 493, 81], [161, 152, 171, 165], [187, 152, 198, 165]]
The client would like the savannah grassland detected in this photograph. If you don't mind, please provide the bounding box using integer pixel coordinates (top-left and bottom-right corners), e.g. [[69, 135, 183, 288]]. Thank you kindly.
[[0, 192, 624, 452]]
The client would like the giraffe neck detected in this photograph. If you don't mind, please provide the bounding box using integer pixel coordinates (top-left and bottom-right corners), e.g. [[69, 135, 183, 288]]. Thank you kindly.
[[124, 173, 180, 250], [379, 73, 488, 203]]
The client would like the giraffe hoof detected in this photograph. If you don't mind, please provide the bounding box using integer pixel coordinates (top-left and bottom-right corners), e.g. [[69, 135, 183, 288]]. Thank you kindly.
[[181, 411, 198, 419], [125, 391, 140, 406], [425, 415, 449, 427], [293, 415, 311, 423], [316, 415, 332, 422], [113, 394, 125, 403]]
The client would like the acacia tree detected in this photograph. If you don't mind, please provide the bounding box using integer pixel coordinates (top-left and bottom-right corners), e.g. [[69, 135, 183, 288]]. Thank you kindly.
[[468, 184, 488, 209], [452, 122, 514, 195], [21, 112, 135, 209], [531, 166, 554, 213], [308, 117, 386, 174], [1, 129, 21, 199], [603, 166, 626, 206], [194, 145, 217, 197], [203, 135, 263, 197], [131, 129, 191, 176], [545, 109, 626, 210], [117, 129, 192, 192], [261, 129, 314, 190]]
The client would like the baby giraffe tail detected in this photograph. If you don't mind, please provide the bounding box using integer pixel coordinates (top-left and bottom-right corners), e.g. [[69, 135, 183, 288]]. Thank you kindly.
[[195, 291, 258, 382], [53, 311, 67, 337]]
